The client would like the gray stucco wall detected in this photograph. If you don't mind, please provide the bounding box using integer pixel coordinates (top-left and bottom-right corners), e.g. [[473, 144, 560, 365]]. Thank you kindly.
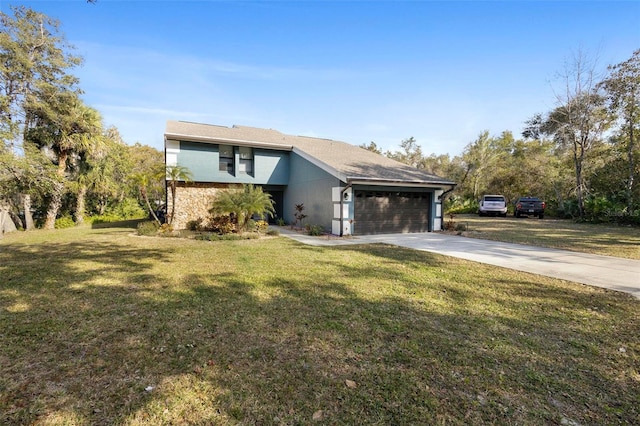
[[284, 153, 341, 231]]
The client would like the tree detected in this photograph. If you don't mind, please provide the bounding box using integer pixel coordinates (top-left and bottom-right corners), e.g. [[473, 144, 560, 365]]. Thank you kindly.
[[209, 184, 275, 233], [84, 127, 132, 215], [128, 143, 165, 215], [0, 143, 58, 228], [522, 113, 545, 140], [600, 49, 640, 214], [458, 131, 504, 199], [165, 165, 193, 225], [131, 167, 164, 225], [542, 50, 612, 219], [71, 124, 108, 225], [359, 141, 382, 154], [27, 98, 103, 229], [0, 6, 83, 229], [420, 153, 456, 178], [386, 137, 425, 169]]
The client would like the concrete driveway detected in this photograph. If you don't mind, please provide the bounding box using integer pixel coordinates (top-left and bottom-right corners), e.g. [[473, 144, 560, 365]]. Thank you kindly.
[[278, 229, 640, 299]]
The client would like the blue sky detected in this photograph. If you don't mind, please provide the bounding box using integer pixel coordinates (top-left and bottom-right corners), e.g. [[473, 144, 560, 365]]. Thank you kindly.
[[4, 1, 640, 156]]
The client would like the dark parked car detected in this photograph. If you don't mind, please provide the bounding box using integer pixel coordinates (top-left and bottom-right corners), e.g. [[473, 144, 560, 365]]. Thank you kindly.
[[514, 197, 545, 219]]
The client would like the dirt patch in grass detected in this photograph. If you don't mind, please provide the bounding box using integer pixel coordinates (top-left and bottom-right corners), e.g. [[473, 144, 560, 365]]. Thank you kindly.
[[1, 226, 638, 424]]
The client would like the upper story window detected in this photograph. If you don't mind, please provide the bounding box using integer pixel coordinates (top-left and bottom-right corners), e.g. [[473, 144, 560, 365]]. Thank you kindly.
[[219, 145, 234, 174], [238, 146, 253, 175]]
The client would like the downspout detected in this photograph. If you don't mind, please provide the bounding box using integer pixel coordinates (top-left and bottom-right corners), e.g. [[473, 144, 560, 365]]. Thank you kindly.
[[438, 184, 457, 230], [438, 184, 456, 202], [339, 183, 353, 236]]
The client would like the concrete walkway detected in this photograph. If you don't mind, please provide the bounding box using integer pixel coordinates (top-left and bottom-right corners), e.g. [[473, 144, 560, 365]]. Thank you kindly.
[[277, 228, 640, 299]]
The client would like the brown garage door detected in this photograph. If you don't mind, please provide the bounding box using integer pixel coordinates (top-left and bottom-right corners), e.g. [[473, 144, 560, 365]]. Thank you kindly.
[[354, 191, 431, 235]]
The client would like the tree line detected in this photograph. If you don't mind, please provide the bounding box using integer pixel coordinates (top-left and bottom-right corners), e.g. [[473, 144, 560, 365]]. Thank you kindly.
[[1, 6, 165, 231], [364, 49, 640, 224]]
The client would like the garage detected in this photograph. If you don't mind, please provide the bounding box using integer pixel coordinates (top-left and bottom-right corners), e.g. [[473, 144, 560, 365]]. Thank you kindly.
[[354, 190, 431, 235]]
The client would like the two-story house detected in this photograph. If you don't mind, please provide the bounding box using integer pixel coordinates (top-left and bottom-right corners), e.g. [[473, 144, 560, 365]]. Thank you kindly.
[[164, 120, 455, 235]]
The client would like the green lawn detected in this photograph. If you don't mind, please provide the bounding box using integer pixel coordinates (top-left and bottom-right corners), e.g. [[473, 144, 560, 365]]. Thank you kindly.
[[1, 224, 638, 425], [449, 214, 640, 260]]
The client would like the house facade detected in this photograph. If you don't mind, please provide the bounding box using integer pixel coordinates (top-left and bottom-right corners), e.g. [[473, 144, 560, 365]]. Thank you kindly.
[[164, 121, 456, 235]]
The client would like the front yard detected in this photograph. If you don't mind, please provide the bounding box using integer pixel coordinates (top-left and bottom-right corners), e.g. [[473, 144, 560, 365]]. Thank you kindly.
[[0, 224, 638, 425]]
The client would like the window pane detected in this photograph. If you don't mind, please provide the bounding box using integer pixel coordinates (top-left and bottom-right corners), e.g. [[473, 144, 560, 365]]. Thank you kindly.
[[219, 145, 234, 174], [239, 146, 252, 159], [239, 158, 253, 174], [219, 145, 233, 158], [219, 158, 234, 173]]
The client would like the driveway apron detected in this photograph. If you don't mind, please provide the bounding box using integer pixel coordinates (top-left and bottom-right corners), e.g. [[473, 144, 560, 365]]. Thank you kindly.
[[278, 229, 640, 299]]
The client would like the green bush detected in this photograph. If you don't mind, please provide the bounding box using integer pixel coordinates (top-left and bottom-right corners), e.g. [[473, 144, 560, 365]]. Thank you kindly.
[[89, 214, 123, 224], [89, 199, 147, 224], [446, 197, 479, 215], [556, 199, 579, 219], [305, 224, 324, 236], [608, 211, 640, 226], [455, 223, 467, 232], [111, 197, 146, 219], [158, 223, 174, 235], [136, 221, 159, 236], [186, 218, 204, 231], [583, 196, 614, 223], [266, 228, 280, 236], [90, 199, 147, 224], [255, 220, 269, 233], [276, 217, 285, 226], [55, 215, 75, 229], [209, 215, 236, 234], [195, 232, 260, 242]]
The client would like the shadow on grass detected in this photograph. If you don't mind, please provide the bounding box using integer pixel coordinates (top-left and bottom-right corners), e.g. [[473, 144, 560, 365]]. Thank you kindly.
[[0, 236, 638, 425]]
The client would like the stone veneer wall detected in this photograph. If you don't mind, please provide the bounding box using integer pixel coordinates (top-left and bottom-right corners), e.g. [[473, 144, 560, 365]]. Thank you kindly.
[[168, 182, 240, 229]]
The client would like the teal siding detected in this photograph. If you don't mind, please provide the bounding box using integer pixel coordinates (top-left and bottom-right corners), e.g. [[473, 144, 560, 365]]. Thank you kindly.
[[178, 142, 218, 182], [254, 149, 289, 184], [175, 142, 289, 185]]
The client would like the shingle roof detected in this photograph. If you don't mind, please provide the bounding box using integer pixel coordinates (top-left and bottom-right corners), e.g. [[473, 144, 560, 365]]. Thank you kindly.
[[165, 120, 455, 186]]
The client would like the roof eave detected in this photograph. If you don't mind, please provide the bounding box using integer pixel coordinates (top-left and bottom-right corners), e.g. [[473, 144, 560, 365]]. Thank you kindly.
[[347, 177, 457, 188], [164, 132, 293, 151]]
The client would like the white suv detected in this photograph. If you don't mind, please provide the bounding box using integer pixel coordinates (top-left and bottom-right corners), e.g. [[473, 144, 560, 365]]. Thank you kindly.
[[478, 195, 507, 217]]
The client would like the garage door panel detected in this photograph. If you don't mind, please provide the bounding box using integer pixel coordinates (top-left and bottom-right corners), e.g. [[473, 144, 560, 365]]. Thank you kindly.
[[354, 191, 431, 235]]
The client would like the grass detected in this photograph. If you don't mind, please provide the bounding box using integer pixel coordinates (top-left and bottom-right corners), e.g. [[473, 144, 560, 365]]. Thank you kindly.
[[1, 223, 638, 425], [447, 214, 640, 260]]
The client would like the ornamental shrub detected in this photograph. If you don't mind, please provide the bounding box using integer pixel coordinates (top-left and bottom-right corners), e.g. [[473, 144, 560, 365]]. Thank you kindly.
[[137, 221, 159, 236], [305, 224, 324, 236], [208, 215, 236, 234], [55, 215, 75, 229], [111, 197, 146, 219], [255, 220, 269, 233]]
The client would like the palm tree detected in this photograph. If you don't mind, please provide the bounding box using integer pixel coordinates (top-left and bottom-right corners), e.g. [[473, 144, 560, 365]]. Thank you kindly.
[[131, 166, 165, 225], [72, 131, 108, 225], [27, 98, 104, 229], [209, 184, 275, 233], [166, 165, 193, 225]]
